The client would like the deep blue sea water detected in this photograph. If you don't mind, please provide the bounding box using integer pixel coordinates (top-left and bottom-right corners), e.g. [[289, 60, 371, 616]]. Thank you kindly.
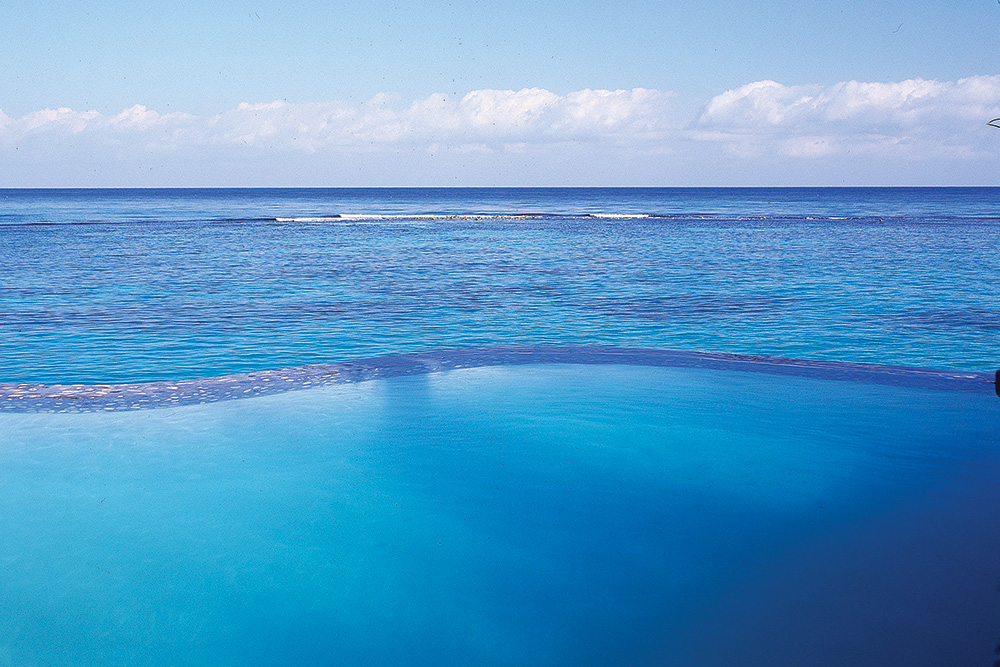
[[1, 187, 998, 383], [1, 189, 999, 666]]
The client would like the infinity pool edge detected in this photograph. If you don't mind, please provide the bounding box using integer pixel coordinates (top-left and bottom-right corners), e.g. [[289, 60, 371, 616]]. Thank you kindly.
[[0, 346, 995, 413]]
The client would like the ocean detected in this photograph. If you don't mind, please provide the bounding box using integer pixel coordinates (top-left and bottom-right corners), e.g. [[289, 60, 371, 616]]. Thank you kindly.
[[1, 188, 998, 666], [1, 187, 998, 383]]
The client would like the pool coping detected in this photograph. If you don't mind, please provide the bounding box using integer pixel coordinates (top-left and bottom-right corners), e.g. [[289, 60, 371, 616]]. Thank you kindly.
[[0, 346, 995, 413]]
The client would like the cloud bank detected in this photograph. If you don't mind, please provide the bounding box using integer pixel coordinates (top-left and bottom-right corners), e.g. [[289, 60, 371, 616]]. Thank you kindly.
[[2, 77, 999, 185], [691, 76, 1000, 160], [0, 88, 673, 150]]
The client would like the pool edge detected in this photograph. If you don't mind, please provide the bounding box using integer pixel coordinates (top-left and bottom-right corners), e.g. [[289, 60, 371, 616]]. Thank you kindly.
[[0, 346, 995, 413]]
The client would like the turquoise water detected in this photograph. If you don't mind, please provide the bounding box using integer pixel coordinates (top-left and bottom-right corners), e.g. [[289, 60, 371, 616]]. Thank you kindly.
[[1, 188, 998, 382], [2, 188, 999, 665], [2, 363, 998, 666]]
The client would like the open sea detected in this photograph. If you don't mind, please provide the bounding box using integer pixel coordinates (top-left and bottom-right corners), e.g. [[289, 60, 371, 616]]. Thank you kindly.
[[1, 188, 998, 666]]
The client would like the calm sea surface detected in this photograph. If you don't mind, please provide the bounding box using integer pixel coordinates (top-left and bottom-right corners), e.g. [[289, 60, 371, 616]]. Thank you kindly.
[[2, 187, 998, 383]]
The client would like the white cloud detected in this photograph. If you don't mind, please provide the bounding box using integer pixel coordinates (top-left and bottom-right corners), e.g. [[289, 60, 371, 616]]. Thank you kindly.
[[1, 78, 999, 185], [18, 107, 101, 133], [692, 75, 1000, 158], [111, 104, 196, 130], [458, 87, 560, 133], [0, 87, 678, 153]]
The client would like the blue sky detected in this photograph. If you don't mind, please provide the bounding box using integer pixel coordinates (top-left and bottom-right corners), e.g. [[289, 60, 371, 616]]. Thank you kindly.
[[2, 0, 999, 185]]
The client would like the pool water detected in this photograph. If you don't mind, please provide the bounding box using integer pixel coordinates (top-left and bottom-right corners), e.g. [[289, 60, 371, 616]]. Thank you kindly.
[[2, 360, 998, 666]]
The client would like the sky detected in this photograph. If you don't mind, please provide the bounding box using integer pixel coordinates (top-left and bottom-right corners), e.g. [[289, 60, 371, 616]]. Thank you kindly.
[[2, 0, 999, 186]]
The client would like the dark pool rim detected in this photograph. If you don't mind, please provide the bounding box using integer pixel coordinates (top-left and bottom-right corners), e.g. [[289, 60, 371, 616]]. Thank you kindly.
[[0, 346, 996, 413]]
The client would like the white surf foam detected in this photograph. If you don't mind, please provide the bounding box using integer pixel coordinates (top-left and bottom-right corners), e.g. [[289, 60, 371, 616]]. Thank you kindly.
[[585, 213, 652, 219], [275, 213, 546, 222]]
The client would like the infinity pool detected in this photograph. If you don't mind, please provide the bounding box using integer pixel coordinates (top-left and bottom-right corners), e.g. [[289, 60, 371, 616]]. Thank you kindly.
[[1, 350, 998, 666]]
